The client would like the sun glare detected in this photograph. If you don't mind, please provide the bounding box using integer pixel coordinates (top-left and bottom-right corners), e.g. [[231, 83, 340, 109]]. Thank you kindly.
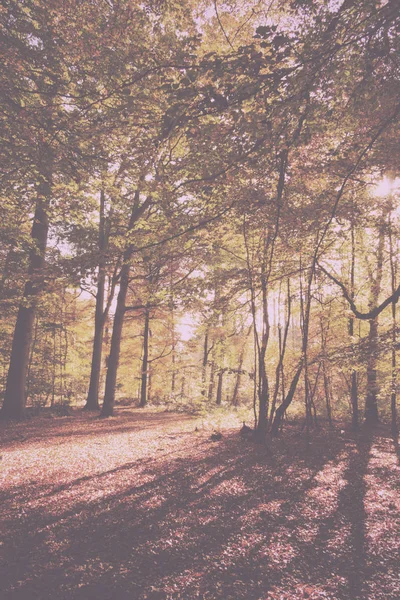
[[372, 176, 400, 198]]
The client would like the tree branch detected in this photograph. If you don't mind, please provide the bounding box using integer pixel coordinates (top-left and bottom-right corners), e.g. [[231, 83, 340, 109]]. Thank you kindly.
[[318, 263, 400, 320]]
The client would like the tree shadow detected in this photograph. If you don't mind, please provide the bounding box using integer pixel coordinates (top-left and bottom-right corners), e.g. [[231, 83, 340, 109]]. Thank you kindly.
[[1, 427, 393, 600], [3, 436, 352, 600], [319, 429, 372, 599]]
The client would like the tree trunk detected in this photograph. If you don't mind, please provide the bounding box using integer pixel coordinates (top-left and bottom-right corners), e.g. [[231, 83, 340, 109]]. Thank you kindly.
[[101, 190, 151, 417], [84, 189, 107, 411], [349, 216, 358, 429], [389, 217, 398, 440], [84, 310, 105, 410], [256, 254, 270, 442], [1, 163, 51, 420], [300, 257, 312, 439], [207, 359, 216, 402], [139, 308, 150, 408], [101, 262, 130, 416], [270, 280, 291, 427], [391, 317, 398, 440], [350, 370, 359, 430], [364, 215, 385, 425], [147, 364, 152, 404], [270, 250, 316, 435], [232, 352, 245, 407], [256, 365, 269, 441], [216, 369, 223, 405], [322, 366, 332, 426], [180, 374, 186, 398], [365, 318, 379, 424], [271, 362, 303, 435], [51, 325, 56, 408], [171, 316, 176, 396], [26, 315, 39, 404], [201, 331, 208, 397]]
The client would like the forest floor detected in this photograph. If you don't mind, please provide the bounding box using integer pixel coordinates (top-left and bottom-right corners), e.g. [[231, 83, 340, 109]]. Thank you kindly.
[[0, 408, 399, 600]]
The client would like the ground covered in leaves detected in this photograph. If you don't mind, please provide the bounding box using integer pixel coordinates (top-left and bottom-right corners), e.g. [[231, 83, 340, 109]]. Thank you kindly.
[[1, 409, 399, 600]]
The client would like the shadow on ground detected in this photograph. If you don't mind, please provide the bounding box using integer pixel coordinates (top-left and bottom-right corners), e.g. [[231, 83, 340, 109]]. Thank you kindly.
[[1, 414, 399, 600]]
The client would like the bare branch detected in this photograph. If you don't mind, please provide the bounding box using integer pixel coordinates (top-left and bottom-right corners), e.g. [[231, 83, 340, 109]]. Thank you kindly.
[[318, 263, 400, 320]]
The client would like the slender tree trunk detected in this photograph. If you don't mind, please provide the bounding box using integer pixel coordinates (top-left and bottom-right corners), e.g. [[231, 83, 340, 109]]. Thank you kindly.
[[169, 269, 176, 397], [208, 358, 216, 402], [101, 262, 130, 416], [271, 243, 318, 434], [26, 315, 39, 404], [216, 369, 224, 405], [319, 303, 333, 426], [322, 365, 332, 426], [140, 308, 150, 408], [257, 362, 269, 440], [389, 215, 398, 440], [171, 315, 176, 396], [84, 189, 107, 410], [84, 311, 105, 409], [365, 319, 379, 424], [1, 156, 51, 420], [391, 312, 398, 441], [231, 365, 242, 407], [308, 364, 321, 427], [270, 279, 291, 427], [232, 332, 249, 407], [300, 257, 312, 440], [51, 325, 56, 408], [349, 216, 359, 429], [243, 215, 260, 429], [101, 190, 151, 417], [201, 330, 208, 396], [365, 215, 385, 425], [271, 362, 303, 435], [147, 364, 152, 404], [256, 245, 270, 441], [350, 370, 359, 429]]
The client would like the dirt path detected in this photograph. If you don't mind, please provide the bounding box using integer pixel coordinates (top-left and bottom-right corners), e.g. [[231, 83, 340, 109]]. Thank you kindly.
[[1, 410, 399, 599]]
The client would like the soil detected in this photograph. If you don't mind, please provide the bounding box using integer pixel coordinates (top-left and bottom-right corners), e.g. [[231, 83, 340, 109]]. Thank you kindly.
[[0, 409, 399, 599]]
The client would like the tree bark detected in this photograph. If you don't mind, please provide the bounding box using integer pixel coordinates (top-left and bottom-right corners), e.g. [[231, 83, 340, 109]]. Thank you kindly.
[[101, 261, 131, 416], [139, 307, 150, 408], [216, 369, 223, 405], [269, 280, 291, 427], [170, 296, 176, 396], [364, 215, 385, 425], [207, 358, 216, 402], [319, 297, 332, 426], [389, 215, 398, 440], [232, 342, 247, 407], [365, 318, 379, 424], [271, 361, 303, 435], [256, 240, 270, 442], [349, 216, 359, 429], [84, 189, 107, 410], [1, 158, 51, 420], [101, 190, 151, 417], [201, 330, 208, 397], [322, 365, 332, 426]]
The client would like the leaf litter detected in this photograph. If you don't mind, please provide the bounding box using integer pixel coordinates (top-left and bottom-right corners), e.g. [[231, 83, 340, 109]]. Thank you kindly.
[[0, 409, 399, 600]]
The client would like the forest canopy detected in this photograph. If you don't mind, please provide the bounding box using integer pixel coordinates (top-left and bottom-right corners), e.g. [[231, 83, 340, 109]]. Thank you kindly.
[[1, 0, 399, 437]]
